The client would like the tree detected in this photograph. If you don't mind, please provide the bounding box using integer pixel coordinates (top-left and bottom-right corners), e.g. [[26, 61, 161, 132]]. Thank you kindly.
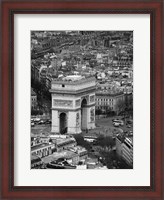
[[124, 94, 133, 117], [31, 109, 43, 116], [73, 135, 91, 150], [95, 135, 115, 150], [116, 99, 126, 115], [99, 150, 117, 169], [95, 109, 102, 115]]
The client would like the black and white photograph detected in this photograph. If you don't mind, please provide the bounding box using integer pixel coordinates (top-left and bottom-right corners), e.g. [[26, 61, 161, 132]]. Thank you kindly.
[[31, 31, 133, 169]]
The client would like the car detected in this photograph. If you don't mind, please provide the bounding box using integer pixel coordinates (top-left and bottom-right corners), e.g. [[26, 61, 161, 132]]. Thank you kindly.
[[113, 119, 124, 126], [38, 120, 45, 125], [113, 122, 120, 127], [31, 122, 35, 127], [112, 118, 120, 122], [127, 125, 131, 128], [34, 118, 40, 122], [33, 118, 41, 124], [45, 119, 52, 124], [118, 120, 124, 126]]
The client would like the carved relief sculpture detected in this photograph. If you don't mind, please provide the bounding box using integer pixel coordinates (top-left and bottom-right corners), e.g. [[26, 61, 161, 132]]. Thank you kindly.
[[90, 95, 95, 103], [90, 108, 95, 122], [76, 112, 80, 127], [54, 99, 73, 107], [75, 99, 81, 107]]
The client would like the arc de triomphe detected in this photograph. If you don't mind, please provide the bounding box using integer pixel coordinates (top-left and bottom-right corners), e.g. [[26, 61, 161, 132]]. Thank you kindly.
[[49, 76, 96, 134]]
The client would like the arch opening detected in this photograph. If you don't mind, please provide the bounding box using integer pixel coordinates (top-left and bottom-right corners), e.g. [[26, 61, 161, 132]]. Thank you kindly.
[[59, 112, 67, 134], [81, 99, 87, 130]]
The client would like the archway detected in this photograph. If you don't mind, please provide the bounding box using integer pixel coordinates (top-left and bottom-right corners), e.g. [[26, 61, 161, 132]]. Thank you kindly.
[[81, 99, 87, 130], [59, 113, 67, 134]]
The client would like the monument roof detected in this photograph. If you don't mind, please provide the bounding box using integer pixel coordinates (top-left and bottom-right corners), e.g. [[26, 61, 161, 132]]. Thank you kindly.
[[51, 76, 95, 86], [63, 75, 84, 82]]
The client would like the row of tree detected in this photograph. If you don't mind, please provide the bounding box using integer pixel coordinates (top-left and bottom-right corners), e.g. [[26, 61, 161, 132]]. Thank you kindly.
[[31, 78, 51, 114], [93, 135, 115, 149], [31, 109, 43, 116], [31, 78, 51, 101]]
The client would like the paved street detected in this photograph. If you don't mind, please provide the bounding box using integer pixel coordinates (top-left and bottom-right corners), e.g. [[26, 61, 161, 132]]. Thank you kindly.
[[31, 115, 133, 136]]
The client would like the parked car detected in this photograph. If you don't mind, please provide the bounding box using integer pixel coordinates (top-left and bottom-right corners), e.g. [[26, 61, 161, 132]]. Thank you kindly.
[[31, 122, 35, 127], [113, 119, 124, 126], [33, 118, 41, 124], [112, 118, 120, 122], [38, 120, 45, 125], [45, 119, 51, 124], [113, 122, 120, 127]]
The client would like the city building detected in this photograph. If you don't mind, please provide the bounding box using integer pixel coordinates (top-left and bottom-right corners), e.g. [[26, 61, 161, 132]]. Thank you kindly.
[[31, 88, 37, 109], [31, 155, 43, 168], [50, 146, 88, 165], [55, 137, 77, 152], [31, 135, 40, 147], [122, 137, 133, 166], [116, 134, 133, 166], [68, 146, 88, 161], [115, 134, 124, 156], [31, 143, 54, 158], [51, 151, 79, 165], [95, 89, 125, 114]]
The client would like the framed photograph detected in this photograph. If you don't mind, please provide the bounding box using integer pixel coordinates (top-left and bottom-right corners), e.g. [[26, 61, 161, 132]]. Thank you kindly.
[[1, 0, 163, 199]]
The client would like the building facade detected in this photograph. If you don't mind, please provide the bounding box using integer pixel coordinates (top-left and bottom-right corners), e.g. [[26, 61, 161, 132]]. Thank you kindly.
[[122, 137, 133, 166], [31, 143, 54, 158], [31, 88, 37, 109], [116, 135, 133, 166], [95, 91, 125, 113]]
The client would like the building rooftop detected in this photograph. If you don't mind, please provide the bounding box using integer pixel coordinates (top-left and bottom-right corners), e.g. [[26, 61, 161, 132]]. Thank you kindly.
[[56, 137, 76, 146], [31, 143, 53, 151], [125, 136, 133, 145], [31, 155, 42, 164], [51, 75, 95, 85], [117, 134, 133, 147], [50, 76, 96, 94], [63, 75, 84, 82], [51, 150, 78, 160], [96, 89, 123, 96], [68, 145, 87, 154], [116, 134, 125, 143]]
